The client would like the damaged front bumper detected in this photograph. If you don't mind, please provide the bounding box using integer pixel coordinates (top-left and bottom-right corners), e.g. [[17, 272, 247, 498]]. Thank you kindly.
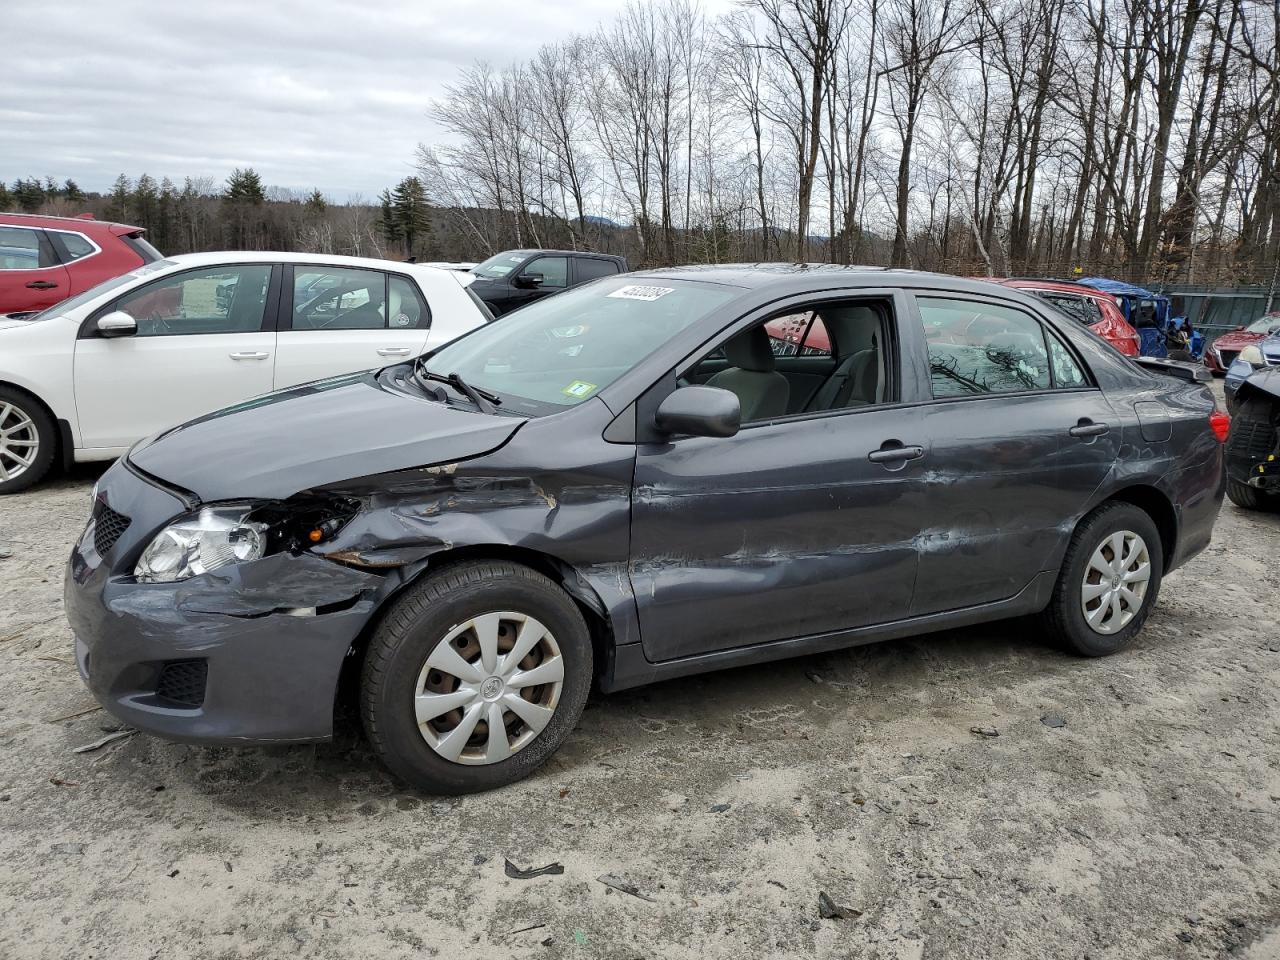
[[64, 461, 385, 745]]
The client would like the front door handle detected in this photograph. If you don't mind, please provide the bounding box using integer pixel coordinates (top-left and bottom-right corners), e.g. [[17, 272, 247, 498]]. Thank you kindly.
[[376, 346, 412, 357], [25, 280, 58, 289], [229, 351, 270, 360], [867, 442, 925, 464], [1068, 420, 1109, 438]]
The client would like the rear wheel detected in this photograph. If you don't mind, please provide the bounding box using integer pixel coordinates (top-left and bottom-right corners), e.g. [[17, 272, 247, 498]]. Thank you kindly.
[[361, 560, 592, 794], [1225, 397, 1280, 512], [0, 387, 56, 495], [1041, 502, 1163, 657]]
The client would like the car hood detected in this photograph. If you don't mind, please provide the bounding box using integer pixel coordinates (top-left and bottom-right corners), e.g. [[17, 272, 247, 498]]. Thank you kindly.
[[127, 371, 523, 502], [1213, 331, 1263, 350]]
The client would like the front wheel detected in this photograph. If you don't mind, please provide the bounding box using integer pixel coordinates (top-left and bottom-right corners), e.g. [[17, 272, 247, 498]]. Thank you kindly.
[[360, 560, 592, 794], [1041, 502, 1164, 657], [0, 387, 56, 495]]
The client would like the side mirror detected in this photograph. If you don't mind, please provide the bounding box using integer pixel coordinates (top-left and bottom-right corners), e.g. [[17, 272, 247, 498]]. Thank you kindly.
[[655, 386, 741, 439], [516, 273, 544, 289], [95, 311, 137, 338]]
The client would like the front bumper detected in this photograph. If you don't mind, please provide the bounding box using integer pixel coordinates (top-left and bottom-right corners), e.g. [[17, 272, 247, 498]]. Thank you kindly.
[[65, 460, 384, 745]]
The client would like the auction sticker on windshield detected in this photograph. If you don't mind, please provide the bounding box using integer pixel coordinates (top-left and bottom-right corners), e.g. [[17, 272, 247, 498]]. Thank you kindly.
[[607, 285, 674, 302], [562, 380, 598, 398]]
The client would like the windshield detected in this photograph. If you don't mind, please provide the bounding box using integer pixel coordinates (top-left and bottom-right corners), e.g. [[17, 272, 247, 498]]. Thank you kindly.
[[422, 276, 740, 416], [28, 259, 177, 321], [1245, 316, 1280, 334], [471, 250, 534, 280]]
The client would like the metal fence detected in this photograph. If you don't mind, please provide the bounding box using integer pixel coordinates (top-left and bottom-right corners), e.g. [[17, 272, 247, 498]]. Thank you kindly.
[[1159, 284, 1276, 348]]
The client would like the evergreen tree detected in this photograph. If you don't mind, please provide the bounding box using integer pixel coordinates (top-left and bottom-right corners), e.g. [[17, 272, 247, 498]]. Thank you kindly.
[[0, 181, 11, 210], [105, 174, 133, 221], [378, 187, 400, 249], [134, 173, 160, 227], [305, 189, 327, 215], [390, 176, 430, 258], [63, 179, 84, 203], [224, 167, 266, 204], [12, 178, 45, 211]]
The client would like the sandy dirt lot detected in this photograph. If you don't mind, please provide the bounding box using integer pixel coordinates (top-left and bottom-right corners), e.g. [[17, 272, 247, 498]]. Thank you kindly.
[[1, 456, 1277, 959]]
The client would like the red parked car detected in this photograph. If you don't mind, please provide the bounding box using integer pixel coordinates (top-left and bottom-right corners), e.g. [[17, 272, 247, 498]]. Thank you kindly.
[[0, 213, 162, 318], [981, 279, 1141, 356], [1203, 313, 1280, 374]]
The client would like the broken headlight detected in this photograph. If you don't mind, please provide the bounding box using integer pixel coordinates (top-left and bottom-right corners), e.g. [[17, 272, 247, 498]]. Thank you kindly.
[[135, 505, 268, 583]]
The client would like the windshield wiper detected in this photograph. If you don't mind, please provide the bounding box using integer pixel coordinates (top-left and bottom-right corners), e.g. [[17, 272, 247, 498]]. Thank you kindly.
[[414, 362, 501, 415]]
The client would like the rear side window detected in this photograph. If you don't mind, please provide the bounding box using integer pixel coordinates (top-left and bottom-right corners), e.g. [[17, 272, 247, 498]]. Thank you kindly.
[[1035, 291, 1101, 325], [58, 232, 98, 262], [388, 276, 430, 329], [0, 226, 50, 269], [764, 311, 833, 357], [576, 257, 619, 282], [291, 267, 387, 330], [918, 297, 1053, 396]]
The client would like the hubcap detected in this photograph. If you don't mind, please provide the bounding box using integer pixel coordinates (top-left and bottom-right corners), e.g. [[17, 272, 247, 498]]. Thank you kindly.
[[0, 401, 39, 482], [1080, 530, 1151, 635], [413, 612, 564, 766]]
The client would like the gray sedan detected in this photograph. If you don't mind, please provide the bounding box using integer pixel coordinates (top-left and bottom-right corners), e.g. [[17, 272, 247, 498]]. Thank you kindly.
[[66, 266, 1226, 793]]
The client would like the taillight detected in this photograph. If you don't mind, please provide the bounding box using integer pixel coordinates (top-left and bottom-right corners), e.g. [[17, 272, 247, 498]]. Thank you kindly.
[[1209, 410, 1230, 443]]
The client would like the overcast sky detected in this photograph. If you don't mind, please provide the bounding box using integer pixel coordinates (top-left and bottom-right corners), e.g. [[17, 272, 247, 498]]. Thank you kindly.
[[4, 0, 728, 201]]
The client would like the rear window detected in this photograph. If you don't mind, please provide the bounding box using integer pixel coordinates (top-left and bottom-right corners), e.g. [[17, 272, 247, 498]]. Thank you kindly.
[[122, 233, 163, 263]]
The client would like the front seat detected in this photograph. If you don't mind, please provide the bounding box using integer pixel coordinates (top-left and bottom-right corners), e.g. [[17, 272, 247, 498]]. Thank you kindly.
[[805, 348, 879, 411], [707, 326, 789, 421]]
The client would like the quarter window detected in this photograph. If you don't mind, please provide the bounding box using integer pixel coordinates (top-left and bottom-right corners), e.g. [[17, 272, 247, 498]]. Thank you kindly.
[[576, 257, 619, 282], [0, 227, 45, 269], [522, 256, 568, 289], [918, 297, 1053, 396], [59, 233, 97, 262], [111, 265, 272, 336]]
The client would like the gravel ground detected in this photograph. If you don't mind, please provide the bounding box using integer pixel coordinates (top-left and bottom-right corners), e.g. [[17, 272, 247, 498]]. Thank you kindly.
[[1, 444, 1278, 958]]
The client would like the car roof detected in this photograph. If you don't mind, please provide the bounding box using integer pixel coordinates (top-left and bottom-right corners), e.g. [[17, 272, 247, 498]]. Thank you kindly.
[[0, 211, 143, 235], [161, 250, 466, 284], [630, 262, 1038, 296], [988, 277, 1121, 302], [494, 248, 624, 260]]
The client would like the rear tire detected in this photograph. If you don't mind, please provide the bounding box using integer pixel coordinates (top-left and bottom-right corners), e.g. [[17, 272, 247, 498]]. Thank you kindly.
[[1041, 502, 1163, 657], [0, 386, 57, 495], [1225, 397, 1280, 512], [360, 560, 592, 794]]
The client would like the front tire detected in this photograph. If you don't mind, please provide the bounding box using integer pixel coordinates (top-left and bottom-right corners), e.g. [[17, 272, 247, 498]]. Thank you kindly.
[[360, 560, 592, 794], [0, 387, 56, 495], [1041, 502, 1163, 657]]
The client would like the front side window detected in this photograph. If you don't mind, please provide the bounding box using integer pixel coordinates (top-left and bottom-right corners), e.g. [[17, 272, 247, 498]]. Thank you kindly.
[[112, 264, 271, 336], [422, 277, 739, 416], [292, 267, 386, 330], [522, 256, 568, 289], [918, 297, 1053, 396], [0, 227, 44, 270]]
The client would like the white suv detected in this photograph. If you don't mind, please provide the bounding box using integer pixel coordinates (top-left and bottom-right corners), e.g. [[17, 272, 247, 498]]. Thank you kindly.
[[0, 251, 492, 493]]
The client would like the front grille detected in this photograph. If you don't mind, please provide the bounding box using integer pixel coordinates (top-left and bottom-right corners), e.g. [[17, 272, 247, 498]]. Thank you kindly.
[[1227, 418, 1278, 462], [1218, 349, 1239, 367], [155, 660, 207, 708], [92, 502, 131, 556]]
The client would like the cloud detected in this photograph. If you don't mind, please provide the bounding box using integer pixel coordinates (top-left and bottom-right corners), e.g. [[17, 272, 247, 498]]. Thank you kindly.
[[3, 0, 638, 200]]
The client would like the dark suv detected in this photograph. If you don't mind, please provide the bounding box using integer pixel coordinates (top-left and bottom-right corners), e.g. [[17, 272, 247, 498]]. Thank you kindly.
[[467, 249, 627, 315]]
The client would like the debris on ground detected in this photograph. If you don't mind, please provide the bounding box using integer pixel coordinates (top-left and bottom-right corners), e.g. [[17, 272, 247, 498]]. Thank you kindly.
[[503, 859, 564, 880], [596, 874, 656, 902], [72, 729, 135, 754], [969, 726, 1000, 738], [1040, 713, 1067, 728], [709, 802, 731, 813], [817, 891, 860, 920], [43, 706, 101, 724], [50, 842, 85, 856]]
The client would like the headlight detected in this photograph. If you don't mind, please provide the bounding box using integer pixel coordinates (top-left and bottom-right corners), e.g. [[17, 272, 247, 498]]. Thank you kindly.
[[135, 505, 268, 583], [1238, 344, 1264, 366]]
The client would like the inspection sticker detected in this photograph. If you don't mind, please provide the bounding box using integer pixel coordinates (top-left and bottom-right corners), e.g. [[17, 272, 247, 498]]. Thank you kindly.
[[562, 380, 598, 398], [607, 284, 674, 302]]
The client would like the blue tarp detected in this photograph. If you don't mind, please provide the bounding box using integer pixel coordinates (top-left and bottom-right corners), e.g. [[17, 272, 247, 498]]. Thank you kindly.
[[1077, 277, 1171, 326]]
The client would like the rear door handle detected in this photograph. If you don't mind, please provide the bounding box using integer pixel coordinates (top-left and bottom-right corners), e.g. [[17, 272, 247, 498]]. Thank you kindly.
[[229, 351, 270, 360], [25, 280, 58, 289], [376, 346, 412, 357], [867, 443, 925, 464], [1068, 420, 1109, 438]]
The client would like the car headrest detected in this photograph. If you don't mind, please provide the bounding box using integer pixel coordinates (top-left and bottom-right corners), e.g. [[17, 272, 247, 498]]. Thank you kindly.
[[723, 326, 776, 372]]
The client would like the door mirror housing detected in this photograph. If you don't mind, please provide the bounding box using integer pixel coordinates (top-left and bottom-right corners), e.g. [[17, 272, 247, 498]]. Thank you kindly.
[[655, 386, 741, 439], [95, 311, 137, 338], [516, 272, 544, 289]]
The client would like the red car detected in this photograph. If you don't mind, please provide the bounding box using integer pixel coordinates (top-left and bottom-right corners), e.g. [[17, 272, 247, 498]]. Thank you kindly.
[[0, 213, 162, 318], [979, 278, 1141, 356], [1203, 313, 1280, 374]]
